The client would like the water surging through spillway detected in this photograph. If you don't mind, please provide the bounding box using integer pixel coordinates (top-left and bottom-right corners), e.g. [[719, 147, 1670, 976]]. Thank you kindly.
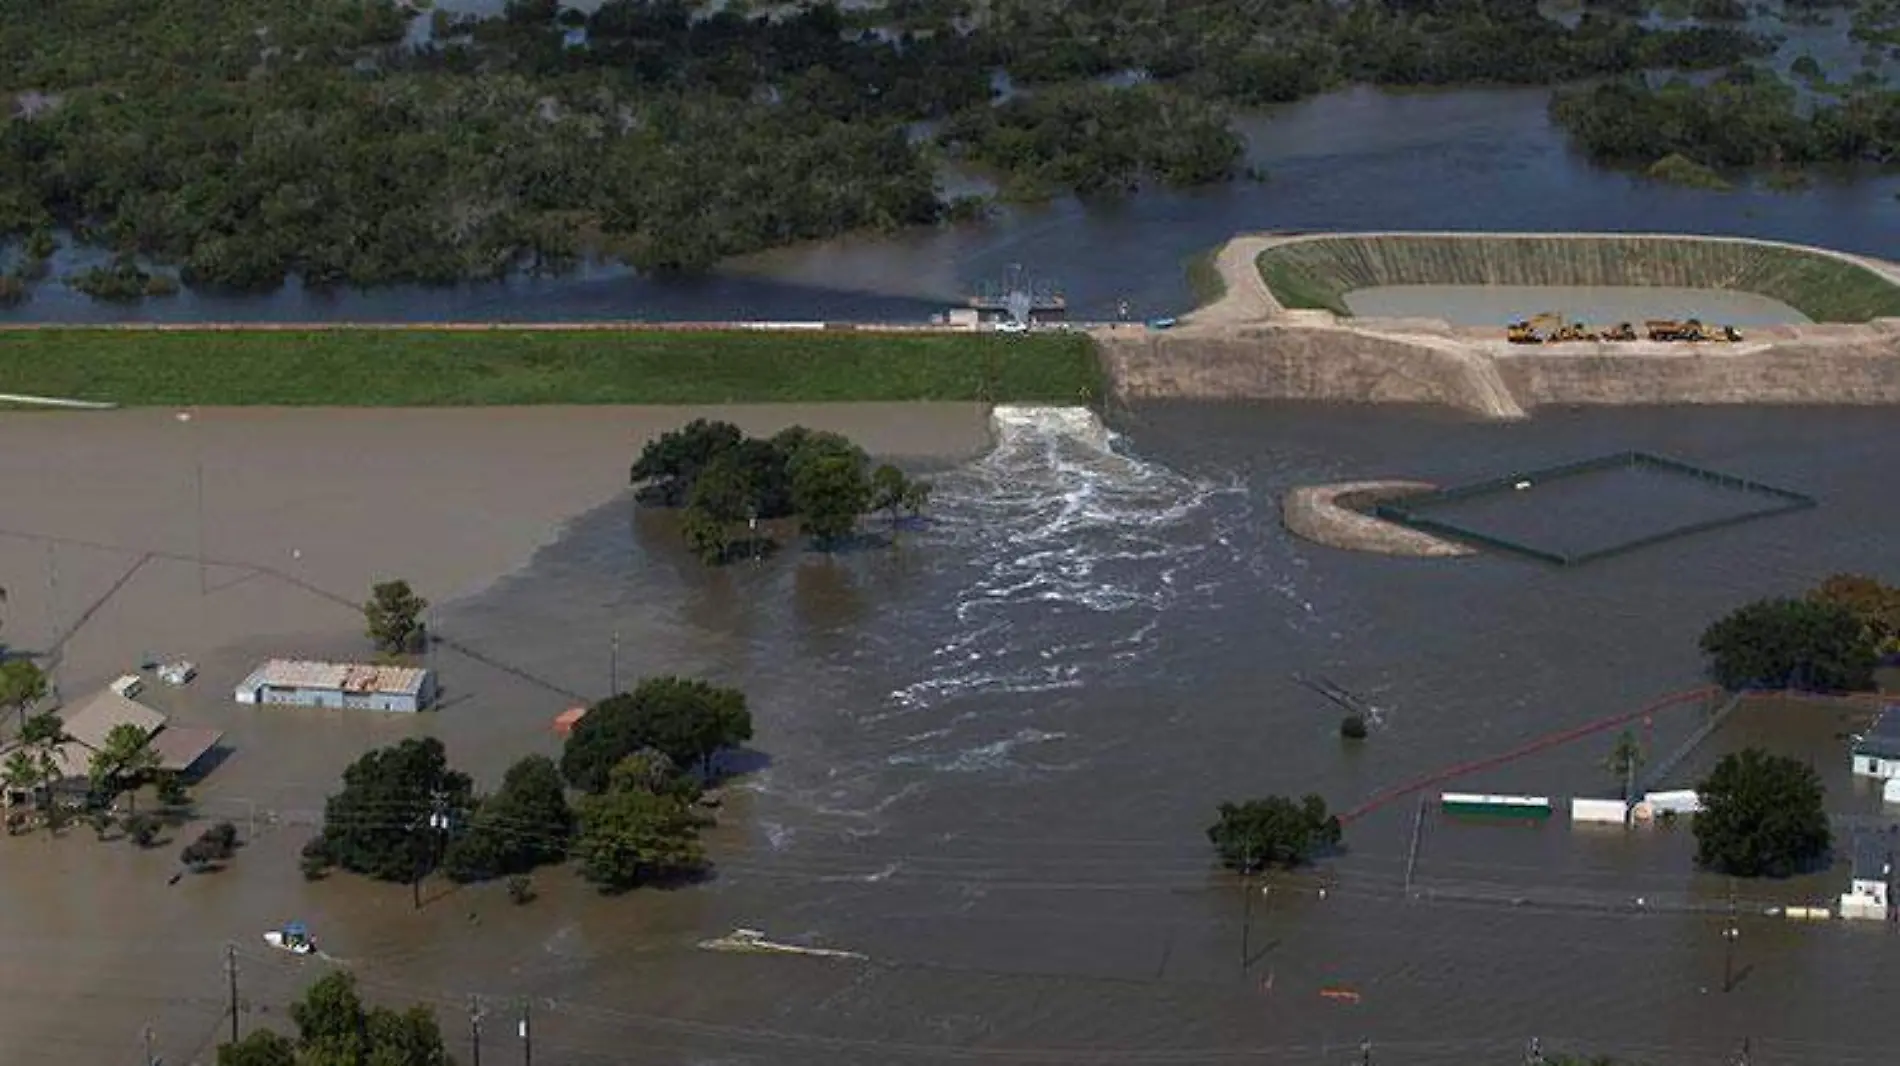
[[883, 406, 1255, 716]]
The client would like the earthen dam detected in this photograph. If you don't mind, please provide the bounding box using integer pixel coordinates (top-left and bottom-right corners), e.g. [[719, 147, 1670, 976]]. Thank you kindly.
[[1092, 232, 1900, 419]]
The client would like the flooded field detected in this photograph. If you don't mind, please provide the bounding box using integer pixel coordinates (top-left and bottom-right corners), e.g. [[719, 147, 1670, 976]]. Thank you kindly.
[[3, 401, 1898, 1065], [1341, 285, 1813, 327]]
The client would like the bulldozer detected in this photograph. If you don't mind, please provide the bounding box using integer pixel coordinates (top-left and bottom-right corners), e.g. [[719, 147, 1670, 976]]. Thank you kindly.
[[1549, 321, 1599, 343], [1506, 320, 1542, 344], [1602, 322, 1637, 341]]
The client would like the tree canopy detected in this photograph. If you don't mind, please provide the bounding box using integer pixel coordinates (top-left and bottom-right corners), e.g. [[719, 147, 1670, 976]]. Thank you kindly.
[[1693, 747, 1832, 878], [216, 970, 451, 1066], [0, 0, 1780, 303], [317, 737, 473, 882], [365, 579, 429, 655], [1810, 573, 1900, 658], [443, 754, 572, 883], [1699, 596, 1879, 692], [1207, 794, 1342, 872], [561, 676, 752, 791], [573, 752, 710, 892]]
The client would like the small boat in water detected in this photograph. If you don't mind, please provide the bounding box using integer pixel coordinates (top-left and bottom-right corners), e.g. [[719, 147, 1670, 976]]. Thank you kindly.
[[264, 920, 316, 955]]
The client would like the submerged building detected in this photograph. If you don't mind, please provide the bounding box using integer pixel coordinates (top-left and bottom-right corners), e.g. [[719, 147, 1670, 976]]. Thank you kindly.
[[234, 659, 437, 713], [1851, 706, 1900, 780]]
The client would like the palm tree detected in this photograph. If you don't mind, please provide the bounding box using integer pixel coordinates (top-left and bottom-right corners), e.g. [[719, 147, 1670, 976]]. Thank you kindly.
[[2, 747, 39, 813], [20, 712, 68, 831], [0, 658, 47, 737], [89, 722, 161, 815]]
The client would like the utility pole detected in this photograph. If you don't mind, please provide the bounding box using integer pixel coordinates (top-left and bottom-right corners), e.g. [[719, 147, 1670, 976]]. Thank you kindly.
[[468, 995, 483, 1066], [1238, 851, 1254, 974], [225, 943, 240, 1044], [518, 1000, 532, 1066], [144, 1025, 156, 1066], [1723, 880, 1740, 993], [609, 630, 620, 696], [1731, 1037, 1751, 1066], [1525, 1036, 1544, 1066], [414, 791, 451, 910], [1359, 1037, 1372, 1066]]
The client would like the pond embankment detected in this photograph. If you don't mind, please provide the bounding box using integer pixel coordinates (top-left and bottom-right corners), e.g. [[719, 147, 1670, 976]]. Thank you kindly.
[[1281, 481, 1474, 558], [1096, 232, 1900, 418]]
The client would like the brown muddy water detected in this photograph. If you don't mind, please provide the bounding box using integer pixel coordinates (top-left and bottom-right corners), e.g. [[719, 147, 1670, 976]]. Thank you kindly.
[[6, 403, 1900, 1066]]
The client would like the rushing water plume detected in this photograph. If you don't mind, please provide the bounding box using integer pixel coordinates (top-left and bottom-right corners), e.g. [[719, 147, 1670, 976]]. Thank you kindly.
[[885, 406, 1251, 716]]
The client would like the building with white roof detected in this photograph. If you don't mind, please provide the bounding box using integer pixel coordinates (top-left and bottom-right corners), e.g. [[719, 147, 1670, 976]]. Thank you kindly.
[[234, 659, 437, 713]]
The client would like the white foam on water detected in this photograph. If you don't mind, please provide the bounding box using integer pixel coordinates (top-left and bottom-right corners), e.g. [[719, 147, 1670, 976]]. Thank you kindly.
[[886, 405, 1251, 714]]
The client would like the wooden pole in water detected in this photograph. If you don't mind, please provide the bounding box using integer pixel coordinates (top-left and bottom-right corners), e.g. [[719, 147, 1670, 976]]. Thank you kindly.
[[468, 995, 482, 1066], [225, 942, 239, 1044], [1238, 855, 1253, 974]]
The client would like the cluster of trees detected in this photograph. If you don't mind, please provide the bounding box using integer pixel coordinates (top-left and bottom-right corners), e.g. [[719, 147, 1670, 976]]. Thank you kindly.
[[1552, 68, 1900, 172], [305, 676, 752, 893], [1693, 748, 1832, 878], [1207, 794, 1343, 872], [631, 419, 930, 563], [1699, 572, 1900, 692], [216, 971, 450, 1066], [0, 0, 1781, 298], [940, 84, 1242, 200]]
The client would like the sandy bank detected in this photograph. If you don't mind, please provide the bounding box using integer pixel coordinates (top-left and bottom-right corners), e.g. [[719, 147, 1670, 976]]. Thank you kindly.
[[1282, 481, 1474, 558]]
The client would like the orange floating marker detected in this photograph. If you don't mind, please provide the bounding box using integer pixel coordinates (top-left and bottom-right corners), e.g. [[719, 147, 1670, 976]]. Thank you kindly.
[[1320, 987, 1361, 1004]]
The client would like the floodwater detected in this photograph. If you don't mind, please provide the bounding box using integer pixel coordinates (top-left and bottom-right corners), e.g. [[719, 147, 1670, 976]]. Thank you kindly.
[[5, 403, 1900, 1063], [30, 403, 1890, 1066], [1341, 285, 1812, 327], [6, 77, 1897, 324]]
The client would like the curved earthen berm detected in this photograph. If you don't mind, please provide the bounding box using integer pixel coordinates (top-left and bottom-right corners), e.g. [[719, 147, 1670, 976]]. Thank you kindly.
[[1281, 480, 1474, 558], [1089, 231, 1900, 421]]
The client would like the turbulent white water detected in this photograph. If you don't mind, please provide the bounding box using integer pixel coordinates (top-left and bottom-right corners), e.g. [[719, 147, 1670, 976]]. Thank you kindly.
[[884, 406, 1253, 720]]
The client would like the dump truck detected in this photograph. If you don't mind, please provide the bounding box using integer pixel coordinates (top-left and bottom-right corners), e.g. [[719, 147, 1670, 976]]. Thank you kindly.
[[1646, 318, 1709, 342]]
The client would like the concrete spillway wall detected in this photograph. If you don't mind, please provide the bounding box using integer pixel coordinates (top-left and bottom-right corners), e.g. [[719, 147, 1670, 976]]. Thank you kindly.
[[1254, 234, 1900, 323]]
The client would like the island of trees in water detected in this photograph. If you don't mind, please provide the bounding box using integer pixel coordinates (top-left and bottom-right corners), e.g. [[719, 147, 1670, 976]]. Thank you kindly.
[[7, 0, 1883, 303]]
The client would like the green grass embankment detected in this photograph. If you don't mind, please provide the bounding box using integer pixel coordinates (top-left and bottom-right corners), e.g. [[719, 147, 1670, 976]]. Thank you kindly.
[[0, 329, 1105, 406], [1184, 247, 1227, 308], [1255, 235, 1900, 323]]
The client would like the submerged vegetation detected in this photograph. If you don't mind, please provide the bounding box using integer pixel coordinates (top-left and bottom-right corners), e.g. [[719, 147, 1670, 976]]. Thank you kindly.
[[0, 0, 1783, 300]]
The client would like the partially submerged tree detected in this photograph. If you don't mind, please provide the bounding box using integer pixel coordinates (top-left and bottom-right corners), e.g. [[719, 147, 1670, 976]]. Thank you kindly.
[[561, 677, 752, 791], [0, 657, 48, 736], [630, 418, 746, 506], [1207, 795, 1342, 872], [1698, 597, 1877, 692], [790, 436, 872, 548], [573, 755, 711, 893], [318, 738, 472, 882], [365, 580, 429, 655], [88, 721, 161, 813], [181, 821, 239, 871], [1809, 573, 1900, 657], [870, 463, 931, 530], [443, 754, 573, 883], [1694, 747, 1831, 877], [241, 970, 453, 1066]]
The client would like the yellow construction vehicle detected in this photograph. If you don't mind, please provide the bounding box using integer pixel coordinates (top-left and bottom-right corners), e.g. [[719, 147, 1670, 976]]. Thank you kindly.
[[1720, 325, 1743, 342], [1506, 320, 1542, 344]]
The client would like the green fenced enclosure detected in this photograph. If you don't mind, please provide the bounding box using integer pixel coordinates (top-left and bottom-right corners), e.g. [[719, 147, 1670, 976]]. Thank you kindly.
[[1372, 452, 1816, 566]]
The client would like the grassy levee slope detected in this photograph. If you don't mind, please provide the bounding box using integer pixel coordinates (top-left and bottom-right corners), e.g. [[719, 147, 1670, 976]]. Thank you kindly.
[[0, 329, 1104, 406], [1255, 235, 1900, 323]]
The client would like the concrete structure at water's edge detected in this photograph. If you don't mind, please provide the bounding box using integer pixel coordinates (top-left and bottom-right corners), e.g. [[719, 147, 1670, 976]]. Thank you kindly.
[[1092, 232, 1900, 419], [1850, 705, 1900, 780], [235, 659, 437, 713]]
